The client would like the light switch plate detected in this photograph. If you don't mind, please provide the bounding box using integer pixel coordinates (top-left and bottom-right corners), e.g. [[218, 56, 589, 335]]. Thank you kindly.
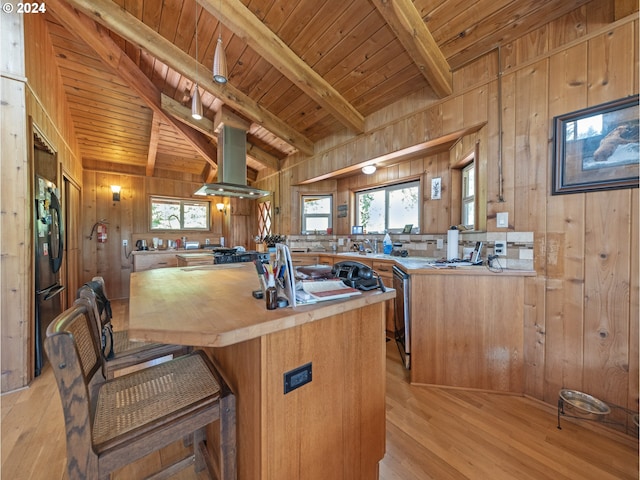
[[436, 238, 444, 249], [497, 212, 508, 228]]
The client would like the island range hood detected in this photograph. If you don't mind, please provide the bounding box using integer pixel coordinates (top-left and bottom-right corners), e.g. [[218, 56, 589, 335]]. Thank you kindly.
[[194, 125, 270, 199]]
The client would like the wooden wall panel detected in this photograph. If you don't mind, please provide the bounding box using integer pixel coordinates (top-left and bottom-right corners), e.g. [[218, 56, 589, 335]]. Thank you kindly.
[[80, 172, 232, 299], [2, 12, 83, 392], [1, 77, 30, 392], [629, 189, 639, 413], [583, 190, 631, 407], [257, 7, 639, 416]]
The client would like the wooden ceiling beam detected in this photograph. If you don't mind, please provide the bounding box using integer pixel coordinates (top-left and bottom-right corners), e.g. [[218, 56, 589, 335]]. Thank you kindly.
[[371, 0, 452, 98], [200, 0, 365, 135], [146, 113, 161, 176], [58, 0, 315, 157], [161, 94, 280, 172], [48, 0, 219, 176]]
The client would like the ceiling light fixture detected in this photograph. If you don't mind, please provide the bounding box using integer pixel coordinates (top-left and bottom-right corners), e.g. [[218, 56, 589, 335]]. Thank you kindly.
[[191, 1, 203, 120], [212, 0, 228, 84], [362, 165, 376, 175]]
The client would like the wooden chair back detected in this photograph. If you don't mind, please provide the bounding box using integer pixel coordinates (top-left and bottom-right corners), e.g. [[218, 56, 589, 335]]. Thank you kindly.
[[45, 298, 237, 479], [44, 298, 105, 477]]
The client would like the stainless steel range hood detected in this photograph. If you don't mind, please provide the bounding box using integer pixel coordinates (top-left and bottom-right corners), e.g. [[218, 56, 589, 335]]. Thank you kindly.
[[194, 125, 270, 199]]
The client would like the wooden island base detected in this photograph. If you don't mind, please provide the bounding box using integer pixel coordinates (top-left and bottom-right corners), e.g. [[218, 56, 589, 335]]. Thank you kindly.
[[206, 302, 386, 480], [128, 265, 394, 479]]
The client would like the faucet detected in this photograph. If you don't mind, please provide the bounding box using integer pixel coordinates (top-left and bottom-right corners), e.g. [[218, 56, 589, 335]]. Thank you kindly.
[[168, 214, 180, 227], [363, 238, 379, 254]]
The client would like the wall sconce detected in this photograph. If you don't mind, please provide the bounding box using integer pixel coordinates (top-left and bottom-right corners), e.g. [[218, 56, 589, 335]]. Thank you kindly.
[[111, 185, 121, 201], [216, 202, 226, 215]]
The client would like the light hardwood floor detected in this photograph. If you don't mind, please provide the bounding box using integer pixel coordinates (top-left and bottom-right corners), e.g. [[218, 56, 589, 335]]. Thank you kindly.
[[2, 299, 638, 479]]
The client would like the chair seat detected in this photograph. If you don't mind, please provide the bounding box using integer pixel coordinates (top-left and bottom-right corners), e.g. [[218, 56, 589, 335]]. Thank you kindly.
[[93, 351, 220, 450], [112, 330, 151, 353], [111, 329, 181, 356]]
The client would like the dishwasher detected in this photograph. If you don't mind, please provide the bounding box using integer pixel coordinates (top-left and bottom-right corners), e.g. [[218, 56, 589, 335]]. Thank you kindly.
[[392, 265, 411, 369]]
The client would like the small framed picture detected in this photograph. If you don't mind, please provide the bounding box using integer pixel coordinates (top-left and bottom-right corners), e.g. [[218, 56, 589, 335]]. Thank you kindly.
[[402, 224, 413, 234], [431, 177, 442, 200]]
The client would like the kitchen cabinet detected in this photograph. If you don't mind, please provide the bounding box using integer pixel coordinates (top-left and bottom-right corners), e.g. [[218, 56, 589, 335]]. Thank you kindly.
[[410, 272, 528, 392], [318, 255, 334, 266], [176, 253, 214, 267], [132, 251, 179, 272], [290, 253, 319, 266], [372, 260, 395, 336]]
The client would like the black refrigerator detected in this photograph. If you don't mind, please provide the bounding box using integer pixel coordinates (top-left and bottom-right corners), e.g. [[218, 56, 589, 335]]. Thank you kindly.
[[34, 175, 65, 377]]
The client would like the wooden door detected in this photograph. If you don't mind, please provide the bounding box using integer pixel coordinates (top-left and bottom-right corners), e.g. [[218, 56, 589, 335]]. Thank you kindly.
[[63, 175, 81, 309]]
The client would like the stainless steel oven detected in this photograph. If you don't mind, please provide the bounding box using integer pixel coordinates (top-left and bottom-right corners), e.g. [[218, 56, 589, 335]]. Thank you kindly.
[[392, 265, 410, 369]]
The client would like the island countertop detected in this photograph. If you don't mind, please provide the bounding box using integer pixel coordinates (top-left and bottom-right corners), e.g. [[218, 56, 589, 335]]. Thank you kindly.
[[128, 263, 395, 347]]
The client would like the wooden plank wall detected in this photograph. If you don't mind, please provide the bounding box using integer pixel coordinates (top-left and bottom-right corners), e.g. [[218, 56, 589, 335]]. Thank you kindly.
[[80, 172, 231, 299], [260, 2, 639, 412], [1, 10, 83, 392]]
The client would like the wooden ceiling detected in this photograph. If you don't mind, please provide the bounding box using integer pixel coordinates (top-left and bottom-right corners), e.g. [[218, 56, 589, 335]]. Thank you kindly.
[[45, 0, 592, 181]]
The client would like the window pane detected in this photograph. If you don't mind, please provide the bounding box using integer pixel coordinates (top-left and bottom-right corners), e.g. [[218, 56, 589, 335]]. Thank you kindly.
[[151, 200, 181, 229], [356, 181, 420, 233], [183, 203, 208, 229], [358, 190, 385, 232], [461, 162, 475, 229], [150, 196, 209, 231], [303, 196, 331, 213], [301, 195, 332, 234], [462, 201, 474, 226], [388, 186, 419, 230], [304, 217, 329, 231]]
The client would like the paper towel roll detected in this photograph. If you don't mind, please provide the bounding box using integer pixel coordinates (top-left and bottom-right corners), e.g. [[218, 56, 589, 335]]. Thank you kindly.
[[447, 228, 459, 260]]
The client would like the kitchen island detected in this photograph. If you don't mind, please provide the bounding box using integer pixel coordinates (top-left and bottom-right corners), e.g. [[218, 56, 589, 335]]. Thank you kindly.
[[128, 264, 395, 480]]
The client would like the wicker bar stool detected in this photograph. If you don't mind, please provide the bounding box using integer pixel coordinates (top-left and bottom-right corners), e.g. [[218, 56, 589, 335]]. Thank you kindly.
[[45, 297, 236, 480], [78, 277, 190, 378]]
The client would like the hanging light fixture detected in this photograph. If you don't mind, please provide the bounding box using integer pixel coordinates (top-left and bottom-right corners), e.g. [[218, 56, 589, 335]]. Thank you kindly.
[[191, 88, 202, 119], [191, 0, 203, 120], [213, 35, 228, 84], [212, 0, 228, 84]]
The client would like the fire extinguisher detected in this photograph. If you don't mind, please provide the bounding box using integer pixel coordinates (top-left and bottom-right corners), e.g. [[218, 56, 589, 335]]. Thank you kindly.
[[97, 223, 107, 243]]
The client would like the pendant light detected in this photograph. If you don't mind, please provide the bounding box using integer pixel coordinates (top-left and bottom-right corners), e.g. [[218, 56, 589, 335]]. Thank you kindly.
[[212, 0, 228, 84], [191, 0, 203, 120], [213, 35, 228, 84]]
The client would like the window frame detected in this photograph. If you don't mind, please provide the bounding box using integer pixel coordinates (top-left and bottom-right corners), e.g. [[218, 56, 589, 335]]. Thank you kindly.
[[300, 194, 333, 234], [149, 195, 210, 231], [355, 180, 421, 234], [450, 141, 485, 232], [461, 162, 475, 229]]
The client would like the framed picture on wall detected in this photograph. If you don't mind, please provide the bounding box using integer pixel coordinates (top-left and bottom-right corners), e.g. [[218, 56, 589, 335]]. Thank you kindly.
[[552, 95, 639, 195]]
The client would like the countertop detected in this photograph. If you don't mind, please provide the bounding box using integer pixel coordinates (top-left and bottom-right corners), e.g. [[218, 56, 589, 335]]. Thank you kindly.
[[330, 251, 536, 276], [128, 263, 395, 347], [131, 248, 210, 255]]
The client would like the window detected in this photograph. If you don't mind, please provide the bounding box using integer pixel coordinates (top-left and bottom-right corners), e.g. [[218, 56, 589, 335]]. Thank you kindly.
[[301, 195, 332, 234], [258, 200, 272, 237], [150, 196, 209, 231], [461, 162, 475, 229], [356, 181, 419, 234]]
